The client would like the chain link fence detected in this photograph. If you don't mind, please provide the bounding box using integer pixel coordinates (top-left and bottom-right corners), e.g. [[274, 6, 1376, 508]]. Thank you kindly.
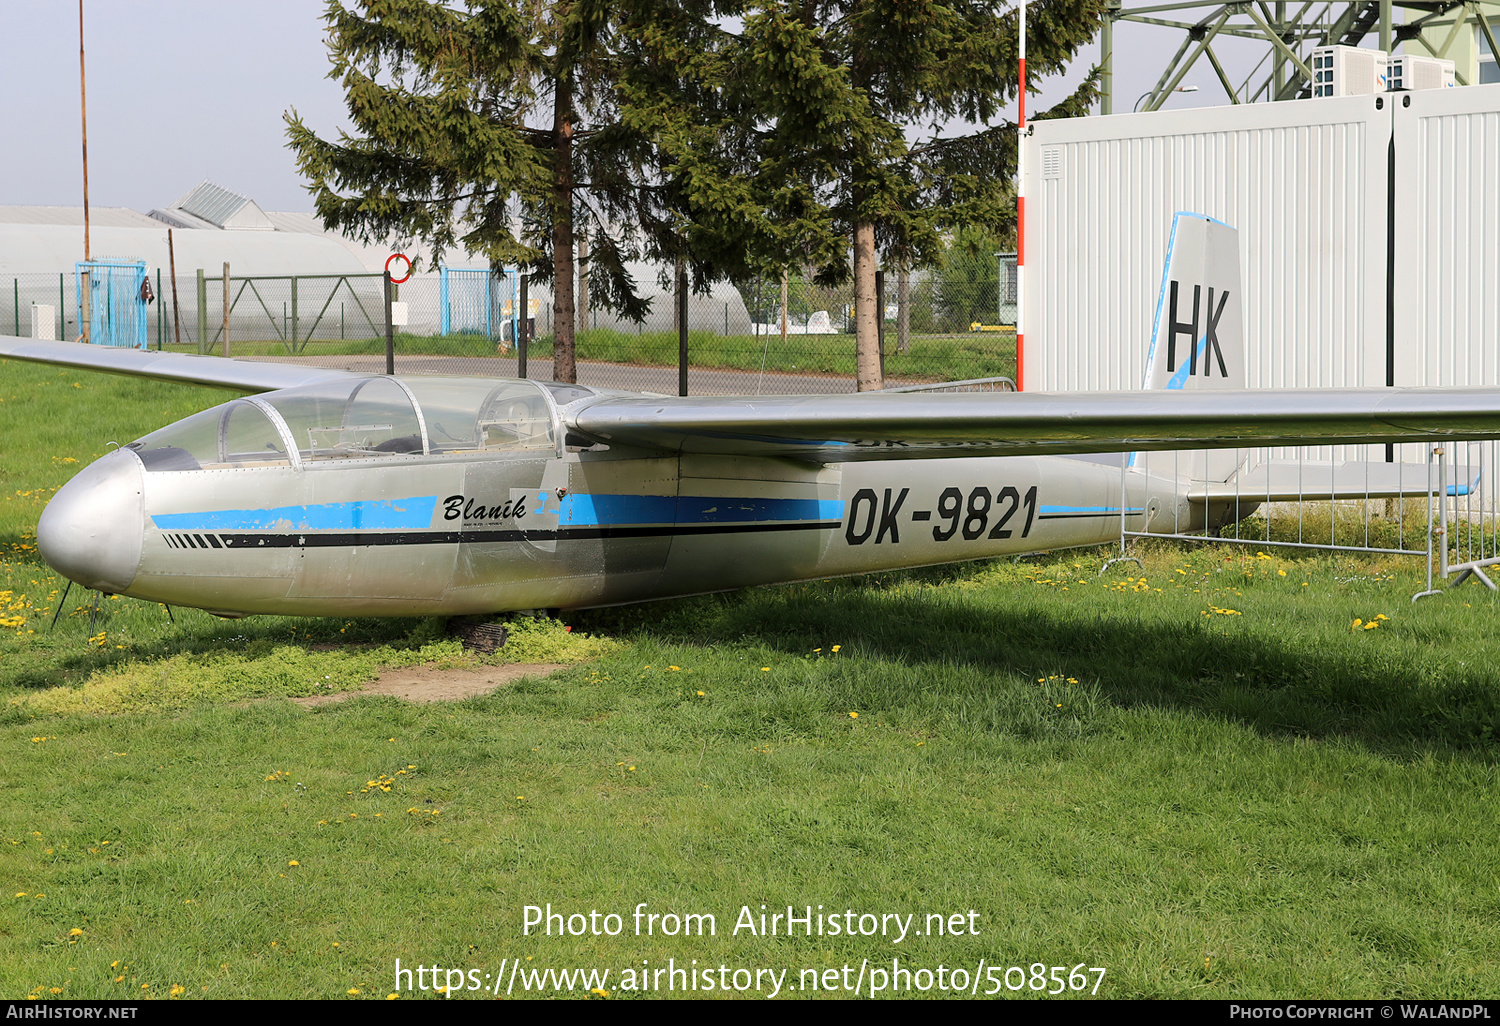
[[4, 268, 1017, 395]]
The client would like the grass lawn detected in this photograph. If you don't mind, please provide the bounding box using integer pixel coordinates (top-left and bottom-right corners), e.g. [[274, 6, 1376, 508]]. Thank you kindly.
[[0, 359, 1496, 1000], [163, 327, 1018, 385]]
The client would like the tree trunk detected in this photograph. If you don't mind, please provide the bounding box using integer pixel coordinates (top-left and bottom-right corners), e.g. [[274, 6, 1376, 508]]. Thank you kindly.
[[551, 76, 577, 383], [577, 232, 589, 335], [853, 222, 882, 391]]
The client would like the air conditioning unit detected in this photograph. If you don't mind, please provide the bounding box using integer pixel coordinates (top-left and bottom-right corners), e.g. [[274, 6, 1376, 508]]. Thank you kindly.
[[1387, 55, 1456, 91], [1311, 45, 1388, 97]]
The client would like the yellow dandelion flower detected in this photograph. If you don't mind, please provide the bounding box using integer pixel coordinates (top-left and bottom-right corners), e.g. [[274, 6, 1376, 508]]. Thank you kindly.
[[348, 987, 360, 995], [831, 645, 841, 652], [68, 928, 83, 937], [849, 712, 859, 719], [288, 860, 300, 867]]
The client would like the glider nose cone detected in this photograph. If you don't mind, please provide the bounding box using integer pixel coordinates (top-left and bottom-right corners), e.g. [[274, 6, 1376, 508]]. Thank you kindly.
[[38, 448, 145, 594]]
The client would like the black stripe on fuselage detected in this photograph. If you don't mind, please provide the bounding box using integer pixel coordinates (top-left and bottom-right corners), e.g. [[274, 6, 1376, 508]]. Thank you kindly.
[[207, 520, 844, 549], [1036, 511, 1143, 520]]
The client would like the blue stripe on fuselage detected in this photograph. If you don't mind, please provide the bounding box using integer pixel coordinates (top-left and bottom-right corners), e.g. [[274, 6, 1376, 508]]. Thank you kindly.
[[152, 495, 844, 533], [153, 496, 438, 532], [1040, 505, 1146, 515]]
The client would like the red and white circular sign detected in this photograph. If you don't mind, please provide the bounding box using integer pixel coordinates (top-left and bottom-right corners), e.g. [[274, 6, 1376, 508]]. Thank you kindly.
[[384, 253, 413, 284]]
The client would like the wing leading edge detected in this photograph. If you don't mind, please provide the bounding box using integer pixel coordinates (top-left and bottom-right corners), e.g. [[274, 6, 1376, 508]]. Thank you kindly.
[[567, 388, 1500, 463], [9, 338, 1500, 463], [0, 338, 359, 394]]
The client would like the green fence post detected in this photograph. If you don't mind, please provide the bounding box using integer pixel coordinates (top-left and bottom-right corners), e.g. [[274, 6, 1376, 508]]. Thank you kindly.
[[59, 273, 65, 339], [156, 269, 163, 349], [13, 278, 18, 336], [290, 276, 299, 352], [196, 269, 207, 354]]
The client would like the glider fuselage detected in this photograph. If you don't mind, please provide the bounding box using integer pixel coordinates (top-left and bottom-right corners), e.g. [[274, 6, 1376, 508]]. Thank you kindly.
[[39, 386, 1196, 619]]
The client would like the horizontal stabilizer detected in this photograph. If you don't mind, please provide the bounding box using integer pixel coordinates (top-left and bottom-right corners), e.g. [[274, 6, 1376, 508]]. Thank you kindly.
[[1189, 460, 1480, 502]]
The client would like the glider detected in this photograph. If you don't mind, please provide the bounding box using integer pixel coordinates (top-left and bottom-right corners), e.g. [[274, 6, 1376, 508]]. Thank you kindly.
[[2, 214, 1492, 618]]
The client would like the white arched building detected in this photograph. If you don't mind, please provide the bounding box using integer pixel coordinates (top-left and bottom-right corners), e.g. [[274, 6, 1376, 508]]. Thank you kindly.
[[1, 181, 750, 347]]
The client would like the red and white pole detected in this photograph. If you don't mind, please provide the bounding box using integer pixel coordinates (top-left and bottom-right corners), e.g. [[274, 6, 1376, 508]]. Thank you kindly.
[[1015, 0, 1026, 391]]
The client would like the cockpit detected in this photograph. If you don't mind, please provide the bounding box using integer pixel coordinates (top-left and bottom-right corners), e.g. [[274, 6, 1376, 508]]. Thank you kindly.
[[126, 376, 589, 471]]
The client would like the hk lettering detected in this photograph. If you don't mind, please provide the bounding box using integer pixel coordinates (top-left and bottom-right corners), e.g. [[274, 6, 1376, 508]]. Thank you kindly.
[[1167, 280, 1229, 377]]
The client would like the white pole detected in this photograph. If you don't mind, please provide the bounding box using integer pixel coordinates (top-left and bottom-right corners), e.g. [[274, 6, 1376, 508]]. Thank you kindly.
[[1016, 0, 1027, 390]]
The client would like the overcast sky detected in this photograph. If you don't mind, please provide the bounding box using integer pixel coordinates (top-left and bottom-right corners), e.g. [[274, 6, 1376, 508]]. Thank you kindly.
[[3, 1, 1226, 216], [5, 1, 353, 213]]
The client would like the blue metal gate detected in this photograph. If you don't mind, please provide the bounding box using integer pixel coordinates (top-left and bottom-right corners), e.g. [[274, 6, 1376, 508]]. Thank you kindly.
[[439, 267, 519, 341], [76, 260, 148, 348]]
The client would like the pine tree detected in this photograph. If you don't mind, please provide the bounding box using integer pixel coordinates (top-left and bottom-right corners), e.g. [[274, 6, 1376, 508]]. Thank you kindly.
[[729, 0, 1104, 389], [287, 1, 1101, 389], [286, 0, 669, 383]]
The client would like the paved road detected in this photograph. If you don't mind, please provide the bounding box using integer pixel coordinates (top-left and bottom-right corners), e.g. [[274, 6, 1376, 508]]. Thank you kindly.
[[240, 353, 871, 395]]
